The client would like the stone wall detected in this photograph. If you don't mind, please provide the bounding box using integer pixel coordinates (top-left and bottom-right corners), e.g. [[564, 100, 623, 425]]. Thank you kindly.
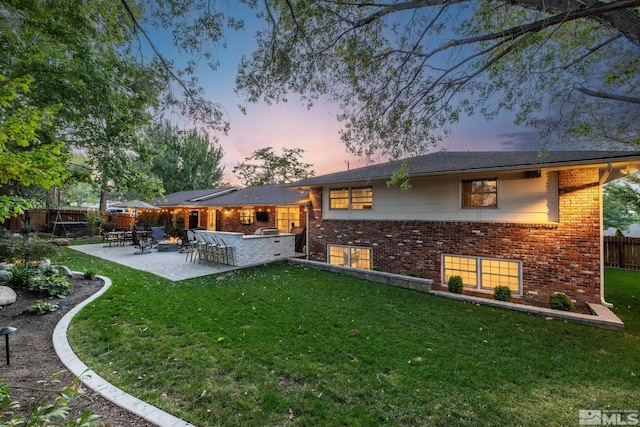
[[306, 167, 602, 310]]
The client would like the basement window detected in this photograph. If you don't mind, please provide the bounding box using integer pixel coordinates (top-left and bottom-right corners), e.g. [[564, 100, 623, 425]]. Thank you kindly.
[[328, 245, 372, 270], [442, 254, 521, 295]]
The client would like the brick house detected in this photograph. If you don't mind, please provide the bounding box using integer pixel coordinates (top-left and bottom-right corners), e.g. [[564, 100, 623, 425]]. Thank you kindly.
[[289, 151, 640, 311], [154, 184, 309, 235]]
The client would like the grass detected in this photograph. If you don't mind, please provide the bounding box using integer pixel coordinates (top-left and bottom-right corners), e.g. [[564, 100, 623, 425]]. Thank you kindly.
[[54, 248, 640, 426]]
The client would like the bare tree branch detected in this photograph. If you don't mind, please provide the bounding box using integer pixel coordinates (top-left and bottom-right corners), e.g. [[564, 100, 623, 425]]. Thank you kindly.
[[577, 87, 640, 104]]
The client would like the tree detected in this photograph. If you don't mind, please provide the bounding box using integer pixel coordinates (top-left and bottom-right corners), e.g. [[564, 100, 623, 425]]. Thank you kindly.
[[149, 121, 225, 193], [604, 177, 640, 232], [236, 1, 640, 160], [232, 147, 314, 186], [0, 75, 69, 222], [0, 0, 239, 217]]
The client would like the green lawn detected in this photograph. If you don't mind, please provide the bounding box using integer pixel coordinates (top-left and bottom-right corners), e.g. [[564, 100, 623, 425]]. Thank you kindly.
[[55, 248, 640, 426]]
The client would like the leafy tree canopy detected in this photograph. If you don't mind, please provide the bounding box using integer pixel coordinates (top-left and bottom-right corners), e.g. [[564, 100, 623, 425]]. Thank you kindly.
[[235, 0, 640, 160], [0, 0, 242, 217], [149, 121, 225, 193], [604, 176, 640, 232], [233, 147, 315, 187]]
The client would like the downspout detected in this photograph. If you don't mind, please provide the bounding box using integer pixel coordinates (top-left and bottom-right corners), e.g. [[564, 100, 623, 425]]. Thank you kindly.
[[306, 202, 310, 260], [599, 163, 613, 307]]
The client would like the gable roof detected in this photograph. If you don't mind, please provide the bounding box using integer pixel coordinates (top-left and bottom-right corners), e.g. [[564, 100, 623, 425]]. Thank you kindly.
[[154, 187, 236, 207], [290, 151, 640, 187], [155, 184, 309, 208], [196, 184, 308, 207]]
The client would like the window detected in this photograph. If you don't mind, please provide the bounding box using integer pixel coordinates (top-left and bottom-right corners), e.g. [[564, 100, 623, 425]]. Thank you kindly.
[[239, 209, 254, 225], [329, 187, 373, 210], [276, 207, 299, 232], [351, 187, 373, 210], [329, 189, 350, 209], [328, 245, 372, 270], [443, 254, 521, 294], [462, 179, 497, 208]]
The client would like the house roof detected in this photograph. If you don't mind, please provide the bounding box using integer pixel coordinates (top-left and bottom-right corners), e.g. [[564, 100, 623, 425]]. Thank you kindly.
[[290, 151, 640, 186], [155, 184, 309, 208], [154, 187, 236, 207]]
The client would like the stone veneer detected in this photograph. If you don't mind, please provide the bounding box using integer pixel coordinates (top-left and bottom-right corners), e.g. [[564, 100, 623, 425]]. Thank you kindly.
[[306, 168, 602, 311]]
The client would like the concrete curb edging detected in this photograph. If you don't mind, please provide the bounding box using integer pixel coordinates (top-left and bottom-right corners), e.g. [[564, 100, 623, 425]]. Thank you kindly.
[[53, 273, 196, 427]]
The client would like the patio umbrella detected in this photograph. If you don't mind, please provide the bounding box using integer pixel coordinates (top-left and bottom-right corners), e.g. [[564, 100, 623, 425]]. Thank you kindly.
[[110, 200, 158, 210], [109, 200, 159, 228]]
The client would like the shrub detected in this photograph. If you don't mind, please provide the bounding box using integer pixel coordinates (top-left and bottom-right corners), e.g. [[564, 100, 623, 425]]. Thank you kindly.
[[0, 236, 59, 264], [549, 293, 573, 311], [493, 286, 512, 302], [29, 272, 73, 297], [85, 210, 104, 236], [25, 300, 60, 314], [7, 265, 38, 289], [0, 377, 101, 426], [101, 222, 116, 233], [447, 275, 464, 293], [83, 269, 97, 280]]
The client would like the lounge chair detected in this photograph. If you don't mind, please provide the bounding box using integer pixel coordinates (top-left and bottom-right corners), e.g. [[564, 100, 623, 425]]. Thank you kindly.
[[131, 228, 152, 254], [150, 226, 167, 247]]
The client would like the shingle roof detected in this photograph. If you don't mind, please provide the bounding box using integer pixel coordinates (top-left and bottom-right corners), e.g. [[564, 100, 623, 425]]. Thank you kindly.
[[153, 188, 236, 207], [156, 184, 308, 207], [193, 184, 308, 206], [290, 151, 640, 186]]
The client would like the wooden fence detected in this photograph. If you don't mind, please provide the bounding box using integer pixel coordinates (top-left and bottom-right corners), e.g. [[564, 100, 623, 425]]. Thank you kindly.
[[2, 208, 135, 234], [604, 236, 640, 269]]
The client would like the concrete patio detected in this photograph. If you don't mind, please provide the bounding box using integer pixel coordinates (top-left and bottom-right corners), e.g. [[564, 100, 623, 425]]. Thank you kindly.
[[69, 243, 238, 281]]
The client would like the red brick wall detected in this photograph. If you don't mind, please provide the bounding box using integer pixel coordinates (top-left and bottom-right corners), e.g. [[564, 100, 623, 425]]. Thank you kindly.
[[307, 168, 602, 311]]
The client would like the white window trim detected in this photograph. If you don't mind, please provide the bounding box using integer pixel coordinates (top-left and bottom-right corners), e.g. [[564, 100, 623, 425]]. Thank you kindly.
[[327, 244, 373, 270], [442, 254, 522, 296]]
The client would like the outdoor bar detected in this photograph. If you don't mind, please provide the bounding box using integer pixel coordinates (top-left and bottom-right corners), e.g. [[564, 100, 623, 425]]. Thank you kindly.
[[200, 231, 296, 266]]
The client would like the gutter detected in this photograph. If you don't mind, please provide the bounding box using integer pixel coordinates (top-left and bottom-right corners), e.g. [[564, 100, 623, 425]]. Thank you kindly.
[[599, 163, 613, 308]]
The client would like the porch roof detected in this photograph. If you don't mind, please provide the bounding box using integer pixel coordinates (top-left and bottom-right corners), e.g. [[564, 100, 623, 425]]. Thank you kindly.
[[155, 184, 309, 208]]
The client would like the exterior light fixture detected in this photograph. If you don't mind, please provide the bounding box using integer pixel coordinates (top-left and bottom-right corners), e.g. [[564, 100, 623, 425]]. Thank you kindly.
[[0, 326, 17, 365]]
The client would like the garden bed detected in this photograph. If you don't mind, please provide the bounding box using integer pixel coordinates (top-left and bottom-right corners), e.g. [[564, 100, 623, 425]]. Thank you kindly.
[[0, 273, 154, 426]]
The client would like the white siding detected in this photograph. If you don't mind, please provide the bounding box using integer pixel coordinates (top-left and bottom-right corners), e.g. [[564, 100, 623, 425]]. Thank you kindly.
[[323, 170, 558, 223]]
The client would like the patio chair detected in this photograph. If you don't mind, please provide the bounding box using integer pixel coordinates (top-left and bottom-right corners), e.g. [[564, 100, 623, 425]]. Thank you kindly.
[[192, 231, 210, 264], [212, 234, 234, 267], [131, 228, 152, 255], [201, 232, 220, 267], [150, 226, 167, 247], [182, 230, 198, 261]]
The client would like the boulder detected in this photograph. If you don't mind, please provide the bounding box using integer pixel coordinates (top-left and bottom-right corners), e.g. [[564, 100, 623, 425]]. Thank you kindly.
[[0, 270, 11, 282], [53, 265, 73, 278], [0, 263, 13, 271], [0, 286, 17, 306]]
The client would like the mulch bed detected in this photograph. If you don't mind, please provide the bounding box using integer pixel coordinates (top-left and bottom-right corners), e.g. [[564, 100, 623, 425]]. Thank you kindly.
[[0, 274, 155, 426]]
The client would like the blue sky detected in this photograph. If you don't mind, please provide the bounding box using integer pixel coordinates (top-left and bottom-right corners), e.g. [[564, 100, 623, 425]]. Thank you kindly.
[[152, 5, 548, 185]]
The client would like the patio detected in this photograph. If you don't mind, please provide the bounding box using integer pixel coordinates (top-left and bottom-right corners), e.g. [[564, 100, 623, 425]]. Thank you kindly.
[[69, 243, 239, 281]]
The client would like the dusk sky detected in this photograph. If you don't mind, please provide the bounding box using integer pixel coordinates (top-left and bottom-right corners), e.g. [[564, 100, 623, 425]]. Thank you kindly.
[[154, 6, 548, 186]]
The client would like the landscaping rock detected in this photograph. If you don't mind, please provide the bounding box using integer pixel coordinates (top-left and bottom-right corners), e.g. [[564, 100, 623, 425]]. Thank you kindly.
[[0, 286, 17, 306], [0, 270, 11, 282], [53, 265, 73, 278], [0, 263, 13, 271], [51, 238, 69, 246]]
